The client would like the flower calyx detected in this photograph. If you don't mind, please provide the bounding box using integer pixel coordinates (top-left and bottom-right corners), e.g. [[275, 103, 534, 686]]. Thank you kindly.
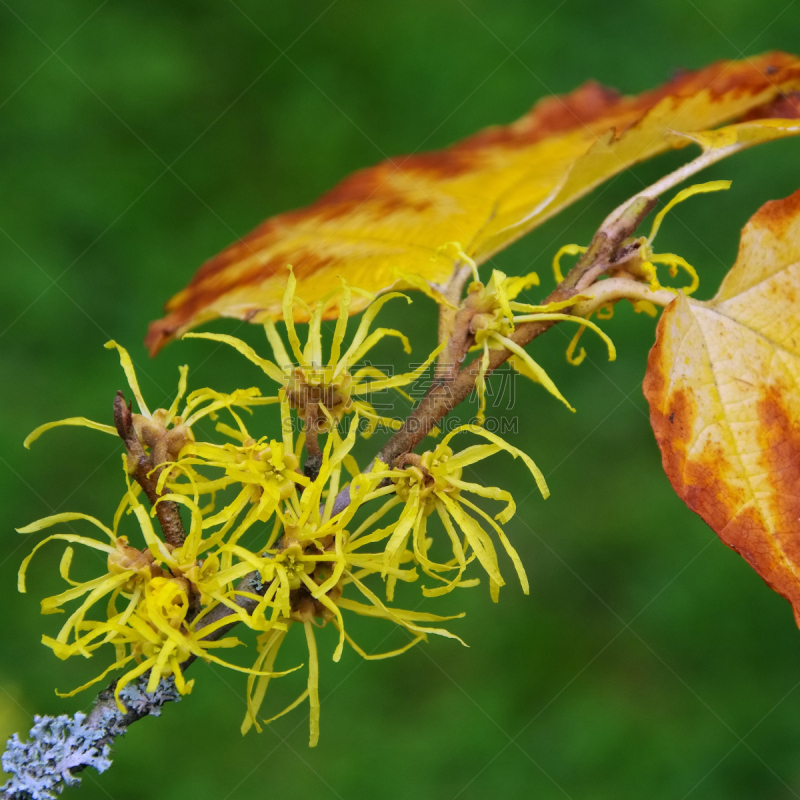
[[392, 448, 461, 514], [284, 366, 353, 424], [272, 535, 342, 625], [132, 408, 194, 467]]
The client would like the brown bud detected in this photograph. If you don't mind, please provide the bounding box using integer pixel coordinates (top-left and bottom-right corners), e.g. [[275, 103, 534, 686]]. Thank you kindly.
[[113, 391, 133, 441]]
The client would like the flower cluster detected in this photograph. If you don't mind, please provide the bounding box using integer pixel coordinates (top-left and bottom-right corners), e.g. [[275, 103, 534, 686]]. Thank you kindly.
[[18, 273, 566, 747]]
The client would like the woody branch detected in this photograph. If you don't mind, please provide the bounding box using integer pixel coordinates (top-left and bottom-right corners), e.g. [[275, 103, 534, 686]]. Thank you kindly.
[[0, 178, 679, 799]]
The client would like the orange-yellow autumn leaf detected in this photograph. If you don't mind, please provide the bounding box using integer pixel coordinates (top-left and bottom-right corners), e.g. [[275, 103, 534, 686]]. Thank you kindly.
[[644, 189, 800, 623], [147, 52, 800, 354]]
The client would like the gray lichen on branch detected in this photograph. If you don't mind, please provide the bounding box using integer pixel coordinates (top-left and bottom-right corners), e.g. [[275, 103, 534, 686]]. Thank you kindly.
[[0, 569, 268, 800], [1, 678, 181, 800]]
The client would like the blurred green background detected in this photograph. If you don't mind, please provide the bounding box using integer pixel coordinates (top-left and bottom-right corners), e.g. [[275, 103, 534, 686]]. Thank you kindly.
[[2, 1, 800, 798]]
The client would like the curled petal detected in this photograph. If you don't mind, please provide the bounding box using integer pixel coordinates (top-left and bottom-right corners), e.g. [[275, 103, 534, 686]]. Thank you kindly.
[[23, 417, 116, 449]]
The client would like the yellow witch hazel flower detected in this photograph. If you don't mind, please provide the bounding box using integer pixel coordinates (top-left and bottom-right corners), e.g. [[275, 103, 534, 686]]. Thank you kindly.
[[631, 180, 731, 297], [221, 418, 465, 746], [24, 340, 265, 458], [184, 267, 443, 435], [156, 399, 309, 577], [552, 180, 732, 316], [17, 497, 282, 710], [355, 425, 549, 603], [547, 181, 731, 362], [463, 269, 616, 419]]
